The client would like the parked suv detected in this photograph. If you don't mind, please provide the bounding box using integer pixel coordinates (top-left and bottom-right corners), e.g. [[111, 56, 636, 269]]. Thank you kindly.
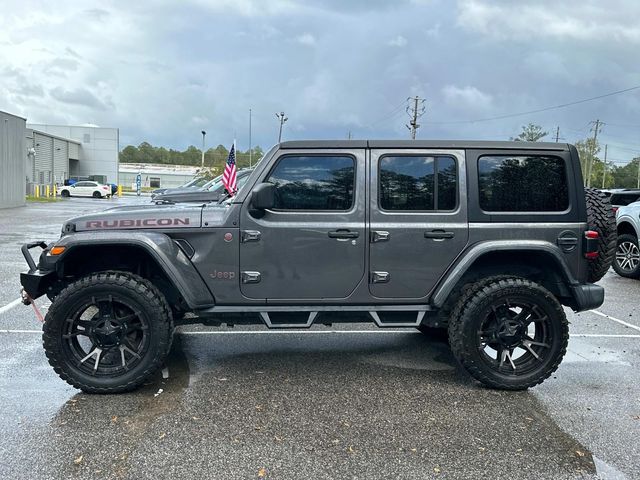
[[20, 141, 615, 393], [614, 201, 640, 278]]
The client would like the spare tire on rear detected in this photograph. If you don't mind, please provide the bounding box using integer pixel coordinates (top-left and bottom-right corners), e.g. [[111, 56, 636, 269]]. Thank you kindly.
[[584, 187, 617, 282]]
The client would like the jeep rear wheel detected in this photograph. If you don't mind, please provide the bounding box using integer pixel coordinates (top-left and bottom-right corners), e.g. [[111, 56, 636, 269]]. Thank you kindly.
[[585, 187, 617, 282], [612, 233, 640, 278], [43, 271, 173, 393], [448, 277, 568, 390]]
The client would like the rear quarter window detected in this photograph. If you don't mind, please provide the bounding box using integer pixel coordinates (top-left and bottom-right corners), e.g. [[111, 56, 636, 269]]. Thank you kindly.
[[478, 155, 569, 212]]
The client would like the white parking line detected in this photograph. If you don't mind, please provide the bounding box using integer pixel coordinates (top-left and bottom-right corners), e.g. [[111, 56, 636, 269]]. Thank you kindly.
[[0, 298, 22, 315], [590, 310, 640, 333]]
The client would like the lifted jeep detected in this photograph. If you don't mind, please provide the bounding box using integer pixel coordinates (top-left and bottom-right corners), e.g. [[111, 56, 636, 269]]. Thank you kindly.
[[20, 140, 616, 393]]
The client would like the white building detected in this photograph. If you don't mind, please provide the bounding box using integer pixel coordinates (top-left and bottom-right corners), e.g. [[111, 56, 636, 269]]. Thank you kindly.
[[119, 163, 199, 189], [28, 124, 119, 184]]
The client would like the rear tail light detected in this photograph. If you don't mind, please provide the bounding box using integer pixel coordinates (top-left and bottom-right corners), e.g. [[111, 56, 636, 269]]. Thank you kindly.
[[612, 207, 619, 214], [102, 186, 109, 190], [584, 230, 599, 259]]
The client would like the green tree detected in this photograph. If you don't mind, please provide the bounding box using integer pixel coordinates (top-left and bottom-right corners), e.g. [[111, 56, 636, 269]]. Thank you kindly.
[[611, 158, 640, 188], [511, 123, 548, 142]]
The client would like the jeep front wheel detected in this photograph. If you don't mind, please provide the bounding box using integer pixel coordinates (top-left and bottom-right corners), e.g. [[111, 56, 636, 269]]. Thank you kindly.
[[43, 271, 173, 393], [448, 277, 568, 390]]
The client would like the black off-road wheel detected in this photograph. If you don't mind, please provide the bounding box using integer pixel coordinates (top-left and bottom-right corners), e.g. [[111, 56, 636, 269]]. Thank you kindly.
[[43, 271, 173, 393], [585, 187, 617, 282], [612, 233, 640, 278], [448, 277, 568, 390]]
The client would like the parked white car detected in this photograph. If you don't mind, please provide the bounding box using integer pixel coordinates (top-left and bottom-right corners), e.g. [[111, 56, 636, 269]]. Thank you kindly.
[[59, 181, 112, 199], [614, 201, 640, 278]]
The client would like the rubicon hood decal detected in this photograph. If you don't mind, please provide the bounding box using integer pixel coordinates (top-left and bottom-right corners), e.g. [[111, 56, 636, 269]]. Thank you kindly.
[[86, 218, 191, 229], [68, 204, 204, 231]]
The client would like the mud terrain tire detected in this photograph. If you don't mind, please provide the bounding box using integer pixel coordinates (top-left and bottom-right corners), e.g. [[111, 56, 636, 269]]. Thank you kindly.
[[585, 187, 616, 282], [43, 271, 173, 393], [448, 277, 568, 390]]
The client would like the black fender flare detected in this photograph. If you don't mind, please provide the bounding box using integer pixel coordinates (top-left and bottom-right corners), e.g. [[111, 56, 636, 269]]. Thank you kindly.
[[431, 240, 579, 308], [52, 231, 215, 308]]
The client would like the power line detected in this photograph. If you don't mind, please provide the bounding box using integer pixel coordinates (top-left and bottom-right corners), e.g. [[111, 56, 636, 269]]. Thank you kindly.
[[423, 84, 640, 125], [367, 101, 409, 127]]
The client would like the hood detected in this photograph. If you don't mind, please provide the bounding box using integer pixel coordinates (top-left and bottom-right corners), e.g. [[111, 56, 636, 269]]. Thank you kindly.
[[62, 203, 204, 234]]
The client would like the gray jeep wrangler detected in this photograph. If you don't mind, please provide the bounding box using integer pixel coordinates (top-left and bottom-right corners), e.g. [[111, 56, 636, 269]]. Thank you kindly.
[[20, 140, 616, 393]]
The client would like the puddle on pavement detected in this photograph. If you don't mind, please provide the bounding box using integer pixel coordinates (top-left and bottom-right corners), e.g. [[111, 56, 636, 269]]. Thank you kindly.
[[565, 339, 632, 366], [32, 338, 190, 479]]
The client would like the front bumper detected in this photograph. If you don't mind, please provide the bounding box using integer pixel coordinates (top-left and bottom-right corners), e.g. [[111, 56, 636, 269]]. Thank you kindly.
[[570, 283, 605, 312], [20, 241, 55, 301]]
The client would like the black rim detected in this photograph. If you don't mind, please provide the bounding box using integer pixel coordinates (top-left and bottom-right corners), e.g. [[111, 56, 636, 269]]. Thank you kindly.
[[616, 241, 640, 272], [62, 295, 149, 376], [477, 297, 554, 376]]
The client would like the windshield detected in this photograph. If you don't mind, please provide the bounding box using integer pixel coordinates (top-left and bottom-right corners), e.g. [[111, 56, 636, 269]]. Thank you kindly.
[[182, 176, 210, 188]]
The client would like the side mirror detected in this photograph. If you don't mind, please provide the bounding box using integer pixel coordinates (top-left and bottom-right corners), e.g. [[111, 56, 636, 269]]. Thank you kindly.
[[251, 182, 275, 210]]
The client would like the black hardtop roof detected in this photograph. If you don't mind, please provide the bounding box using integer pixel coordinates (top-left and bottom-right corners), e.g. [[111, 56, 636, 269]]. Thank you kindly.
[[279, 140, 570, 151]]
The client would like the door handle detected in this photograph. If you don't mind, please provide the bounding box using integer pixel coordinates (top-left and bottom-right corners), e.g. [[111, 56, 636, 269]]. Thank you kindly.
[[424, 230, 455, 240], [328, 229, 360, 239]]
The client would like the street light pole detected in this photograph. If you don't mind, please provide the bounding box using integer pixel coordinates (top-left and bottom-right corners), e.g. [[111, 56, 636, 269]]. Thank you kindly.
[[276, 111, 288, 143], [201, 130, 206, 169], [249, 109, 252, 168]]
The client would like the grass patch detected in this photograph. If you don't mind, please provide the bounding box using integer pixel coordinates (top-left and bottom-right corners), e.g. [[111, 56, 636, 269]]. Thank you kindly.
[[26, 195, 61, 203]]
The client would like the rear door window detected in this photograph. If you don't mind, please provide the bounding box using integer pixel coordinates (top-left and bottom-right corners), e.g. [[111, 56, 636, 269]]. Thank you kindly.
[[478, 155, 569, 212], [379, 155, 457, 211]]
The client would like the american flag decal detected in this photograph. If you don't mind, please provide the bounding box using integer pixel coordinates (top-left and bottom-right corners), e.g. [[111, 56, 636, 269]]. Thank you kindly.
[[222, 142, 237, 195]]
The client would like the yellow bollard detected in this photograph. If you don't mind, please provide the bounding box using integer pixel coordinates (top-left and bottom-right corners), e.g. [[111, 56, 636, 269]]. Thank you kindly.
[[46, 185, 50, 197], [117, 185, 123, 197], [53, 185, 57, 197], [35, 185, 40, 198]]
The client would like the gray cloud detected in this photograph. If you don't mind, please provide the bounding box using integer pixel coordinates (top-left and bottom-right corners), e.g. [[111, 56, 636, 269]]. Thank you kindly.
[[49, 87, 108, 110], [0, 0, 638, 165]]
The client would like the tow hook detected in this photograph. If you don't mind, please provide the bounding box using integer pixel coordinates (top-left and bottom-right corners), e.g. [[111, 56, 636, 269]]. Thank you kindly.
[[21, 288, 44, 322]]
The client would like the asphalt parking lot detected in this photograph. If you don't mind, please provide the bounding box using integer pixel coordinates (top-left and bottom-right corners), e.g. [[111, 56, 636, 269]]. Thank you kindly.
[[1, 196, 639, 479]]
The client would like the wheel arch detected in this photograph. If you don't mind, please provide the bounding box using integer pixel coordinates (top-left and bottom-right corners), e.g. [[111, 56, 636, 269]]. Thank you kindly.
[[432, 241, 578, 310], [617, 220, 637, 237], [52, 231, 215, 309]]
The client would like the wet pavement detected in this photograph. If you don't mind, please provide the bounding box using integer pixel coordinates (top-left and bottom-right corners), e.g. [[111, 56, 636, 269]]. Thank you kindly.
[[0, 197, 639, 479]]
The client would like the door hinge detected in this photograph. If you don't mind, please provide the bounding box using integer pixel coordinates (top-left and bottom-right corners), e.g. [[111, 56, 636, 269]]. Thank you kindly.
[[241, 230, 261, 243], [241, 271, 261, 284], [371, 271, 390, 283]]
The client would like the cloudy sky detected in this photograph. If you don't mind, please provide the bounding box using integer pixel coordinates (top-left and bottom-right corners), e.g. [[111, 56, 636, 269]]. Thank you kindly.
[[1, 0, 639, 164]]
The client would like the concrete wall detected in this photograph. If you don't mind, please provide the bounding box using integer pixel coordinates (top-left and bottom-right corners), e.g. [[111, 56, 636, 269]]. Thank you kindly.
[[0, 111, 26, 208], [28, 124, 119, 184]]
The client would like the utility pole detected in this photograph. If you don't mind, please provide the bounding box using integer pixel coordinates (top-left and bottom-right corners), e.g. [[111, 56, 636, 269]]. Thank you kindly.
[[555, 126, 560, 143], [348, 131, 352, 140], [249, 109, 252, 168], [201, 130, 206, 169], [406, 96, 426, 140], [602, 144, 608, 189], [276, 112, 288, 143], [586, 119, 601, 187], [637, 157, 640, 189]]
